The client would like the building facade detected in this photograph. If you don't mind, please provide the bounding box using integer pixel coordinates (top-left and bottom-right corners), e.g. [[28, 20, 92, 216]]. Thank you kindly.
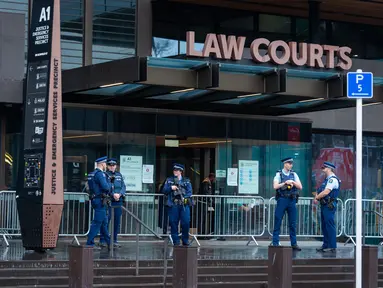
[[0, 0, 383, 205]]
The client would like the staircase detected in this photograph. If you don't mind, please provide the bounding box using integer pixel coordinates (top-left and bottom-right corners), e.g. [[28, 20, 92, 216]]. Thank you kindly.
[[0, 258, 379, 287]]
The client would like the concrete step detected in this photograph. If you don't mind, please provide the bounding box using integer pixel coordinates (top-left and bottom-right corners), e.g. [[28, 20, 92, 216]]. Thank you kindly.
[[293, 259, 354, 266], [93, 284, 267, 288], [1, 282, 355, 288], [0, 276, 68, 286], [0, 261, 68, 269], [293, 272, 354, 281], [1, 271, 354, 287], [94, 275, 167, 285], [0, 266, 271, 277], [0, 266, 355, 279], [1, 286, 68, 288], [293, 265, 354, 273], [0, 268, 68, 277], [292, 280, 355, 288]]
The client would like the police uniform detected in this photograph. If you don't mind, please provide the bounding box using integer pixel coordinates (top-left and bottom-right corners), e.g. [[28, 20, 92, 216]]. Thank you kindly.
[[272, 157, 302, 250], [162, 163, 193, 246], [316, 161, 340, 252], [86, 156, 112, 249], [99, 158, 126, 247]]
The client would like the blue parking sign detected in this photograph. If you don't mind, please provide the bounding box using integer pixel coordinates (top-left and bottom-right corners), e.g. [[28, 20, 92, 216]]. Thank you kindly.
[[347, 72, 373, 99]]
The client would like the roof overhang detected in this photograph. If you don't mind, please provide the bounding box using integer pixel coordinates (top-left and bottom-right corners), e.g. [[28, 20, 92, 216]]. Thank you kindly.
[[62, 56, 383, 116]]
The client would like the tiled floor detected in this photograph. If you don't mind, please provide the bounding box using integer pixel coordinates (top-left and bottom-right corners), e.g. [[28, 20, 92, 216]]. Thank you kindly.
[[1, 238, 378, 261]]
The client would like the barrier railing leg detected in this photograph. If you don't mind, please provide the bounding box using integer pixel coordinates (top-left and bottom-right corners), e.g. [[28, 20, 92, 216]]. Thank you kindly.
[[344, 237, 356, 246], [1, 234, 9, 247], [246, 236, 258, 246], [190, 233, 200, 247], [69, 245, 94, 288], [173, 246, 198, 288], [362, 246, 378, 288], [71, 236, 80, 246], [268, 246, 292, 288], [168, 234, 173, 245]]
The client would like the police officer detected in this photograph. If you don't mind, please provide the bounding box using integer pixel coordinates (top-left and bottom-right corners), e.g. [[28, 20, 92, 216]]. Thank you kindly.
[[271, 157, 302, 251], [162, 163, 193, 246], [99, 158, 126, 248], [86, 156, 112, 249], [315, 161, 340, 253]]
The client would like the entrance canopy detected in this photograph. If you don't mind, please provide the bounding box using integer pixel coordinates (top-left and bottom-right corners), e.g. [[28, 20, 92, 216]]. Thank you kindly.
[[62, 56, 383, 116]]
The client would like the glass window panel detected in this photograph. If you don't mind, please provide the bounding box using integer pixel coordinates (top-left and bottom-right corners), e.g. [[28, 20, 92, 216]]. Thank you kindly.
[[0, 0, 28, 69], [156, 115, 227, 138], [92, 0, 136, 64], [228, 118, 270, 140], [312, 133, 355, 199], [330, 21, 362, 57], [295, 17, 309, 42], [63, 130, 107, 192], [362, 136, 383, 199], [259, 14, 291, 34], [152, 37, 179, 58], [4, 133, 21, 190], [107, 132, 156, 193], [61, 0, 83, 69], [220, 16, 254, 31]]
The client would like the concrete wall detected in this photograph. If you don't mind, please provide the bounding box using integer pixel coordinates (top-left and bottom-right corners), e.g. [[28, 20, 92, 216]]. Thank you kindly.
[[0, 12, 25, 104], [284, 104, 383, 133]]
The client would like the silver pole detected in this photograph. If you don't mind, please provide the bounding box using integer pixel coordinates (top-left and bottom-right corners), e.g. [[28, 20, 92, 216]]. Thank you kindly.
[[355, 82, 363, 288]]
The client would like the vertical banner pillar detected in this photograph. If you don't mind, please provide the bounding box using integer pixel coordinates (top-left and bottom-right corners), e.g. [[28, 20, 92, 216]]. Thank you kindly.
[[17, 0, 63, 251], [362, 246, 378, 288], [172, 247, 198, 288], [268, 246, 292, 288], [69, 245, 94, 288]]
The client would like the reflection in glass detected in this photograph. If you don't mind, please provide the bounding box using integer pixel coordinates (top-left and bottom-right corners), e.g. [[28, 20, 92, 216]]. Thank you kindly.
[[152, 37, 179, 58]]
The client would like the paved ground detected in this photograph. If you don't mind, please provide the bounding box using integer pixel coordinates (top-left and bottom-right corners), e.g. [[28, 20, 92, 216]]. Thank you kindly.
[[1, 237, 378, 261]]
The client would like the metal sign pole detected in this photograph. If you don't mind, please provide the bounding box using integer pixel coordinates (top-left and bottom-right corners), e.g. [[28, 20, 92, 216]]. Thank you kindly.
[[355, 96, 362, 288], [347, 68, 373, 288]]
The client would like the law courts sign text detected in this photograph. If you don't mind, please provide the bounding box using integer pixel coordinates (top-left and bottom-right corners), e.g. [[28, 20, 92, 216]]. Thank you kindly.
[[186, 31, 352, 70]]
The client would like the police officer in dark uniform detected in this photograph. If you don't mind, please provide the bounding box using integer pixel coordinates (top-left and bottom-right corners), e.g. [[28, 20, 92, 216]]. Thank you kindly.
[[271, 157, 302, 251], [86, 156, 112, 249], [99, 158, 126, 248], [162, 163, 193, 246], [315, 161, 340, 253]]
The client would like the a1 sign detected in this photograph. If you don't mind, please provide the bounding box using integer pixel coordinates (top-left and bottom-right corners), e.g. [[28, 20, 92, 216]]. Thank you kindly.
[[347, 71, 373, 99]]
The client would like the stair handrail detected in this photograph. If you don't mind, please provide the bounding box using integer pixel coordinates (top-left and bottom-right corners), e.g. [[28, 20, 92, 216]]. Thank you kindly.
[[110, 205, 163, 276]]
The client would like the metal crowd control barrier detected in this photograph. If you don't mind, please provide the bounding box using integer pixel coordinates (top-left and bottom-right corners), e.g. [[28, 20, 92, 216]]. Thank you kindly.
[[0, 190, 19, 246], [191, 195, 266, 245], [0, 191, 92, 247], [267, 197, 344, 238], [61, 192, 92, 245], [344, 199, 383, 245], [120, 193, 166, 237], [119, 193, 266, 246], [5, 190, 383, 247]]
